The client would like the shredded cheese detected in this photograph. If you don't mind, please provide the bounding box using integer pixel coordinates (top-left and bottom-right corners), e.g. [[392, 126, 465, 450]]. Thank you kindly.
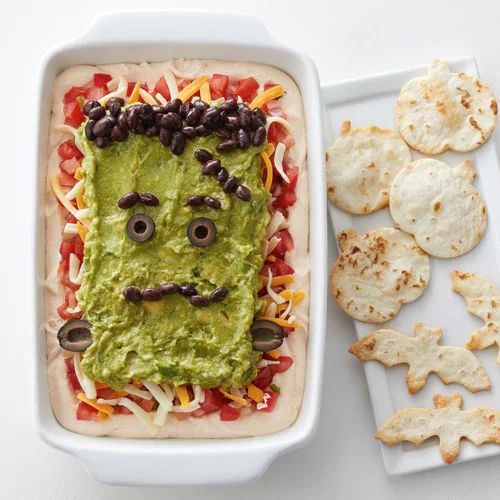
[[76, 193, 86, 210], [256, 392, 271, 411], [260, 150, 273, 192], [73, 353, 96, 399], [260, 273, 295, 286], [76, 221, 88, 242], [266, 302, 277, 317], [127, 82, 142, 104], [266, 235, 280, 255], [65, 179, 85, 201], [75, 208, 89, 219], [139, 88, 157, 105], [175, 386, 190, 408], [266, 268, 286, 305], [99, 77, 127, 106], [55, 125, 83, 153], [63, 223, 79, 237], [155, 93, 167, 105], [97, 398, 119, 405], [142, 382, 174, 426], [117, 398, 158, 434], [200, 81, 211, 102], [250, 85, 285, 109], [220, 389, 248, 406], [246, 383, 264, 403], [265, 211, 288, 239], [176, 75, 209, 103], [266, 143, 275, 156], [124, 384, 153, 400], [50, 175, 90, 229], [266, 349, 281, 360], [259, 316, 301, 329], [74, 168, 82, 181], [280, 297, 294, 320], [274, 142, 290, 183], [265, 116, 293, 133], [163, 69, 179, 98], [68, 253, 80, 284], [77, 393, 114, 416]]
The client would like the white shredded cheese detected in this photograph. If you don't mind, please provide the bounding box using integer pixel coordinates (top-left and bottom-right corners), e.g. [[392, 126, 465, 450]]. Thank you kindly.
[[55, 124, 84, 153], [265, 116, 293, 133], [256, 392, 271, 410], [97, 398, 119, 405], [98, 77, 127, 106], [265, 211, 288, 239], [266, 302, 277, 317], [172, 402, 200, 413], [274, 142, 290, 183], [63, 223, 79, 237], [65, 179, 85, 201], [139, 88, 157, 105], [261, 239, 269, 257], [257, 359, 280, 369], [237, 96, 243, 104], [117, 398, 158, 435], [50, 175, 90, 228], [75, 208, 89, 219], [124, 384, 153, 400], [155, 93, 167, 105], [163, 69, 179, 98], [266, 235, 281, 255], [267, 268, 286, 305], [66, 305, 81, 314], [142, 382, 175, 426], [73, 353, 96, 399], [280, 298, 293, 320], [68, 253, 80, 284], [288, 315, 296, 325]]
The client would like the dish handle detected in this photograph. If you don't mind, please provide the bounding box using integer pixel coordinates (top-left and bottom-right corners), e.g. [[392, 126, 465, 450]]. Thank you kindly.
[[78, 10, 278, 47], [77, 446, 279, 485]]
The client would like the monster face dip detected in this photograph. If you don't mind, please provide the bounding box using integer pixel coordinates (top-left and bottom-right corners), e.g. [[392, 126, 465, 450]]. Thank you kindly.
[[46, 60, 309, 437]]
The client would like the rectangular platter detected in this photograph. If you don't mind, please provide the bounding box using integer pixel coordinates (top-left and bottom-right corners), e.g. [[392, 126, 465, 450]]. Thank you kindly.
[[322, 57, 500, 474]]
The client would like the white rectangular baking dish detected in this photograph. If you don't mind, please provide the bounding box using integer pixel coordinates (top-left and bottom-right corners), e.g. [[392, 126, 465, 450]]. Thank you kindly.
[[324, 57, 500, 474], [33, 10, 327, 485]]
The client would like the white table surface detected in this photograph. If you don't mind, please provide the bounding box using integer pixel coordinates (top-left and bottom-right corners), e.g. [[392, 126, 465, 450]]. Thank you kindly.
[[2, 0, 500, 498]]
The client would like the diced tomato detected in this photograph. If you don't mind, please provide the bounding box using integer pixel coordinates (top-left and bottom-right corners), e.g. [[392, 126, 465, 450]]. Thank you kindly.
[[235, 77, 259, 102], [138, 398, 156, 412], [209, 74, 229, 100], [65, 212, 78, 224], [283, 165, 299, 192], [272, 229, 295, 259], [264, 81, 278, 91], [74, 237, 84, 259], [267, 122, 288, 145], [93, 73, 112, 87], [63, 86, 87, 104], [96, 387, 118, 400], [190, 408, 206, 418], [59, 172, 77, 188], [276, 190, 297, 209], [85, 84, 107, 101], [177, 79, 193, 91], [76, 401, 99, 421], [61, 276, 80, 292], [270, 256, 295, 277], [66, 289, 78, 310], [126, 81, 149, 101], [115, 405, 133, 415], [60, 240, 75, 260], [153, 76, 171, 100], [58, 260, 69, 276], [64, 356, 75, 372], [200, 389, 226, 414], [67, 372, 81, 391], [63, 101, 85, 128], [252, 366, 274, 390], [59, 157, 80, 176], [58, 140, 83, 161], [269, 356, 294, 375], [258, 390, 279, 413], [220, 403, 240, 421], [281, 134, 295, 149]]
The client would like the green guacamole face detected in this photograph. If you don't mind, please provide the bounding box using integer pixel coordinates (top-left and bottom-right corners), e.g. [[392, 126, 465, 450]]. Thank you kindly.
[[77, 131, 270, 390]]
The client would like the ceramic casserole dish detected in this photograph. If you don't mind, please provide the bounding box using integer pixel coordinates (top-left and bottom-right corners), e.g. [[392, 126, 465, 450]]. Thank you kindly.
[[34, 10, 326, 485]]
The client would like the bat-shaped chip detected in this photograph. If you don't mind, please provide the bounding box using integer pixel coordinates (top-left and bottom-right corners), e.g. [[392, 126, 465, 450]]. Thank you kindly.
[[376, 393, 500, 464], [349, 323, 490, 393], [452, 270, 500, 362]]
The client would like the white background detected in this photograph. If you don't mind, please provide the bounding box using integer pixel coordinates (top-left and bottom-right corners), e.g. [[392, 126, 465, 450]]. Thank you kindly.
[[2, 0, 500, 498]]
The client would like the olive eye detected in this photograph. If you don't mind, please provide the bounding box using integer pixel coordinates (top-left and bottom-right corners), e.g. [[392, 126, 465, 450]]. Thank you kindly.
[[187, 217, 216, 247], [126, 214, 155, 242]]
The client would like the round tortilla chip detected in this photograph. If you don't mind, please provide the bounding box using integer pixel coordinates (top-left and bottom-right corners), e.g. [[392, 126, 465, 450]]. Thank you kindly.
[[330, 227, 430, 323], [396, 58, 497, 154], [390, 158, 487, 258], [326, 120, 411, 214]]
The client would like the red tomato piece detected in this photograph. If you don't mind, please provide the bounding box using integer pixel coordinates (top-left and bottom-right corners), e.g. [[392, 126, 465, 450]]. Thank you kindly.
[[269, 356, 294, 375], [190, 408, 206, 418], [63, 86, 87, 104], [267, 122, 288, 144], [76, 401, 99, 421], [258, 390, 279, 413], [276, 190, 297, 209], [96, 387, 117, 400], [281, 134, 295, 149], [66, 290, 78, 309], [59, 240, 75, 260], [270, 257, 295, 277], [219, 403, 241, 421], [209, 74, 229, 100], [74, 237, 84, 259], [61, 276, 80, 292], [137, 398, 156, 412], [64, 356, 75, 373], [59, 172, 77, 188], [85, 84, 107, 101], [252, 366, 274, 390], [264, 81, 278, 91], [93, 73, 112, 87], [58, 140, 83, 161], [115, 405, 133, 415], [272, 229, 295, 258], [235, 77, 259, 102], [153, 76, 171, 100], [63, 101, 85, 128], [200, 389, 226, 414], [67, 372, 81, 391], [283, 166, 299, 192], [177, 79, 193, 91], [59, 157, 80, 176]]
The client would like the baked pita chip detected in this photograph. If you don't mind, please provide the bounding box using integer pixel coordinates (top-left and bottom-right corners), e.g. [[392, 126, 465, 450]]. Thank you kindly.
[[451, 270, 500, 362], [326, 120, 411, 214], [396, 58, 497, 154], [349, 323, 490, 393], [390, 159, 487, 258], [376, 393, 500, 464], [330, 228, 430, 323]]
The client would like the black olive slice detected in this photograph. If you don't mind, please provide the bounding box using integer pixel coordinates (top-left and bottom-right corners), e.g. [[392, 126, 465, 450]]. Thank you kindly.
[[126, 214, 155, 242], [187, 217, 216, 247], [250, 319, 285, 352], [57, 319, 93, 352]]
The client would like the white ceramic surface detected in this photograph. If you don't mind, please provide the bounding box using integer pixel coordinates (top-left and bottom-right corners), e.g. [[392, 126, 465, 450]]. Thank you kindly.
[[33, 10, 327, 486], [324, 57, 500, 475]]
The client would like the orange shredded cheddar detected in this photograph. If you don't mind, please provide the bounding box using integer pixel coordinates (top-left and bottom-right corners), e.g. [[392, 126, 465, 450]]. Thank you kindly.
[[259, 316, 301, 329], [76, 221, 88, 242], [97, 411, 108, 421], [220, 389, 248, 406], [127, 82, 142, 104], [50, 175, 90, 229], [176, 75, 209, 103], [94, 382, 108, 390], [250, 85, 285, 109], [76, 193, 86, 210], [74, 167, 82, 180], [246, 383, 264, 403], [266, 254, 276, 262], [77, 393, 114, 416], [260, 151, 273, 191], [266, 143, 275, 156], [176, 386, 190, 408], [266, 349, 281, 360], [259, 274, 295, 286], [200, 81, 211, 102]]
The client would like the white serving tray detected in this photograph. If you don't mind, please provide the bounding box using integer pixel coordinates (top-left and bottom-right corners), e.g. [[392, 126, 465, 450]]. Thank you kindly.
[[323, 57, 500, 474]]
